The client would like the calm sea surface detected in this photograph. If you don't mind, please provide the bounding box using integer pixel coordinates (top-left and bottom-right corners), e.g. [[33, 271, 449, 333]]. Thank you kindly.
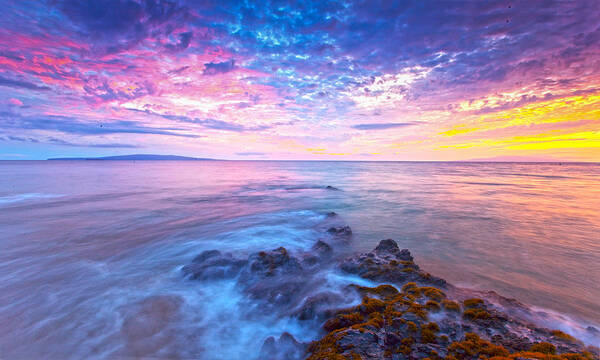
[[0, 161, 598, 358]]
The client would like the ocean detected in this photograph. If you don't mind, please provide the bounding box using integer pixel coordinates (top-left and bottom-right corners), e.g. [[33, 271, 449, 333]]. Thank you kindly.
[[0, 160, 598, 358]]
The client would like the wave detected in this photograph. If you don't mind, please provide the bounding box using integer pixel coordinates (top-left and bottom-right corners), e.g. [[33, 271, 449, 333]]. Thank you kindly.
[[0, 193, 63, 205]]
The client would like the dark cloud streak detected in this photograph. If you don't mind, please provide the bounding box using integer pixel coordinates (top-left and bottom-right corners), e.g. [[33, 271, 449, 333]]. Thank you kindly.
[[0, 112, 200, 138], [0, 76, 51, 91], [352, 122, 421, 130]]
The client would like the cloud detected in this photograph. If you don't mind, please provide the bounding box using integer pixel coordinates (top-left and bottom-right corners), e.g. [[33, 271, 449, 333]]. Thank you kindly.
[[165, 31, 193, 52], [9, 98, 24, 106], [0, 76, 51, 91], [0, 135, 40, 143], [0, 134, 139, 148], [57, 0, 193, 54], [352, 122, 421, 130], [83, 77, 156, 102], [0, 0, 599, 160], [47, 138, 140, 148], [203, 60, 236, 75], [134, 110, 275, 132], [0, 112, 200, 138], [236, 152, 266, 156]]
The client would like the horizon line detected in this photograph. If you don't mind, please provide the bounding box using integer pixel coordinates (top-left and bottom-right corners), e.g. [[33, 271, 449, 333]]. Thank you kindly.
[[0, 159, 598, 164]]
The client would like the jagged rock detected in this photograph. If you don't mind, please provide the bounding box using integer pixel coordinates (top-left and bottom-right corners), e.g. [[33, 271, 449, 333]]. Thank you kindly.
[[340, 239, 445, 286], [259, 332, 305, 360], [239, 247, 302, 281], [327, 226, 352, 237], [492, 333, 532, 352], [294, 291, 344, 320], [302, 240, 334, 266], [312, 240, 333, 256], [337, 329, 383, 357], [374, 239, 413, 261], [181, 237, 598, 360], [244, 279, 306, 306], [306, 240, 597, 360], [181, 250, 246, 280]]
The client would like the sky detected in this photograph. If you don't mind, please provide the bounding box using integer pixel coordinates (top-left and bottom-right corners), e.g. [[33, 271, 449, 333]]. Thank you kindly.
[[0, 0, 599, 161]]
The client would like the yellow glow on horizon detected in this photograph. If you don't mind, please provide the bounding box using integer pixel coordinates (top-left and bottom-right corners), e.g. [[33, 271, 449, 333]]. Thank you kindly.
[[440, 93, 600, 137]]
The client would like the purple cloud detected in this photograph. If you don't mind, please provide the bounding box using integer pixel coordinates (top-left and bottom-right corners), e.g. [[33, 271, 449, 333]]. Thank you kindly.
[[352, 122, 421, 130]]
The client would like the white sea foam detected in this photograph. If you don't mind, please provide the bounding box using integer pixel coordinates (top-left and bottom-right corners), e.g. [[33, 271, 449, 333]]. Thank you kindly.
[[0, 193, 62, 205]]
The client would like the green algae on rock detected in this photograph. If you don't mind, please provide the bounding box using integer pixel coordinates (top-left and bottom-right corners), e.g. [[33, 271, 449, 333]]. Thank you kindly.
[[307, 239, 599, 360]]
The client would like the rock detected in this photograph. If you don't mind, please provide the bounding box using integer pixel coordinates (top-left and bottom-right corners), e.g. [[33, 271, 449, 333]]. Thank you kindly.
[[311, 240, 333, 256], [259, 332, 305, 360], [325, 211, 338, 217], [340, 239, 445, 286], [327, 226, 352, 237], [587, 326, 599, 334], [492, 333, 532, 352], [181, 237, 597, 360], [181, 250, 246, 280], [244, 279, 306, 306], [191, 249, 221, 263], [302, 240, 334, 266], [240, 247, 302, 281], [336, 329, 383, 358], [325, 185, 340, 191], [374, 239, 413, 262], [294, 292, 345, 321]]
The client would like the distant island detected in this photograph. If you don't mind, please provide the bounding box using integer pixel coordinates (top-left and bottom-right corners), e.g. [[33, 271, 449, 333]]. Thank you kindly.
[[47, 154, 219, 161]]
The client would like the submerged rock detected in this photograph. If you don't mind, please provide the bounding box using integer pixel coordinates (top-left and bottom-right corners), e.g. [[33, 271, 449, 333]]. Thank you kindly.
[[302, 240, 334, 267], [294, 291, 345, 321], [181, 250, 246, 280], [119, 295, 184, 358], [259, 332, 305, 360], [327, 226, 352, 238]]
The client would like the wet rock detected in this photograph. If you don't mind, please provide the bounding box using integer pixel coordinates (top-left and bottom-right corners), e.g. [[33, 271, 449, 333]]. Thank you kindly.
[[374, 239, 413, 261], [259, 332, 305, 360], [234, 247, 312, 308], [492, 333, 532, 352], [240, 247, 302, 281], [306, 240, 597, 360], [191, 249, 220, 263], [587, 326, 599, 334], [327, 226, 352, 237], [336, 329, 383, 357], [311, 240, 333, 256], [294, 292, 345, 321], [181, 237, 597, 360], [302, 240, 334, 266], [325, 211, 338, 217], [325, 185, 340, 191], [181, 250, 246, 280], [340, 239, 445, 286], [244, 278, 306, 306]]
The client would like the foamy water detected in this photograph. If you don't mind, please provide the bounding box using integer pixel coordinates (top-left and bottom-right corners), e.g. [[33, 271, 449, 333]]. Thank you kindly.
[[0, 160, 598, 358]]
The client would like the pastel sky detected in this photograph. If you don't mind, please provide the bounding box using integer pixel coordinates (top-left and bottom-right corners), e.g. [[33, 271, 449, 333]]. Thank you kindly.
[[0, 0, 599, 160]]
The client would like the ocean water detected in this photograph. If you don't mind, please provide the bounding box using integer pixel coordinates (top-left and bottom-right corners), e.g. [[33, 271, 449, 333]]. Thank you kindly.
[[0, 160, 598, 358]]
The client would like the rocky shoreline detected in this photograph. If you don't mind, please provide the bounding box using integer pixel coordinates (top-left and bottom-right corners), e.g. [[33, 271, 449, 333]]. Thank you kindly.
[[182, 216, 599, 360]]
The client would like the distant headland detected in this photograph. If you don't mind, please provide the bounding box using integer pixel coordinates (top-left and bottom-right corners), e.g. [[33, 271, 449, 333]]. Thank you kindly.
[[47, 154, 219, 161]]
